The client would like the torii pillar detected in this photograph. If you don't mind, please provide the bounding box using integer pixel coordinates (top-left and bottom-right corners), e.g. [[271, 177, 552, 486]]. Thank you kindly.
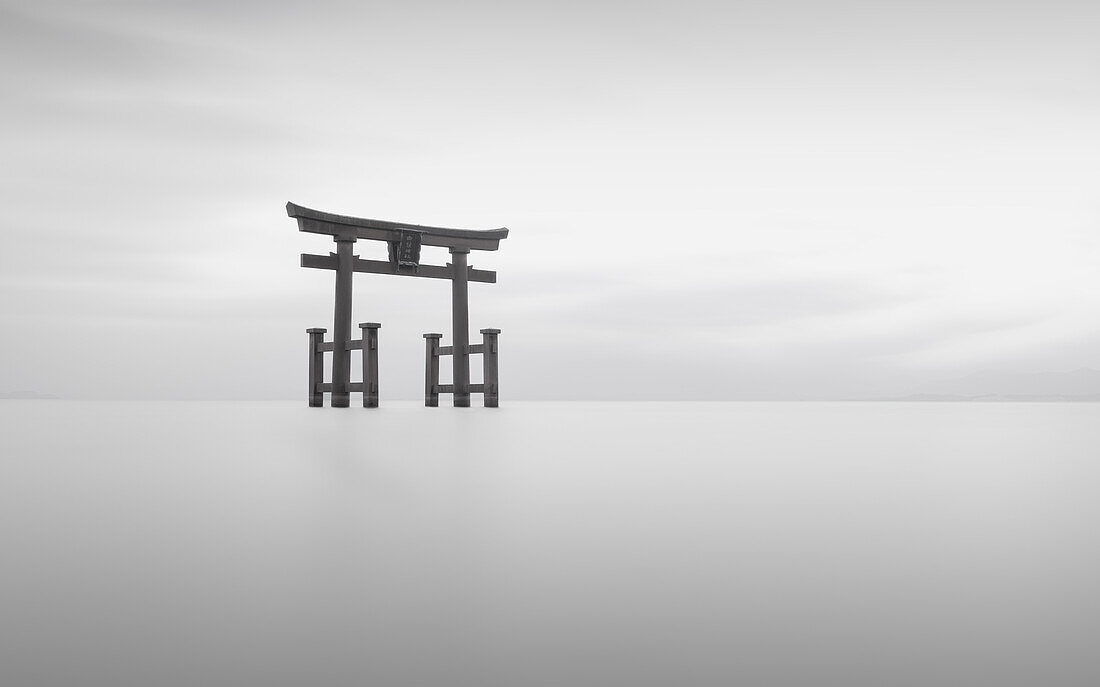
[[450, 248, 471, 407], [331, 235, 356, 407]]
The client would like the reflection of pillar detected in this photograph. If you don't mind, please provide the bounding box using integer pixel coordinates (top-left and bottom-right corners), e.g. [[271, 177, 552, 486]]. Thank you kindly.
[[359, 322, 380, 408], [424, 333, 442, 407], [450, 248, 470, 407], [331, 236, 356, 408], [480, 328, 500, 408], [307, 328, 326, 407]]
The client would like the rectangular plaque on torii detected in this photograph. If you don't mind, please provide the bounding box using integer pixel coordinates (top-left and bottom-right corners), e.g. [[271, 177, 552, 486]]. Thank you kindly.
[[289, 202, 508, 408], [389, 230, 422, 272]]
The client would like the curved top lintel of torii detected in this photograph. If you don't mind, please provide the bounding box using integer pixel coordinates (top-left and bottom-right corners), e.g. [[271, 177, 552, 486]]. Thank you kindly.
[[287, 202, 509, 251]]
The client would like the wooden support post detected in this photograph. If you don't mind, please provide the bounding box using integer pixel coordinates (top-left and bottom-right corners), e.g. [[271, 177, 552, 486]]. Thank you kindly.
[[331, 236, 356, 407], [359, 322, 380, 408], [424, 333, 442, 407], [307, 328, 326, 407], [450, 248, 471, 407], [480, 328, 500, 407]]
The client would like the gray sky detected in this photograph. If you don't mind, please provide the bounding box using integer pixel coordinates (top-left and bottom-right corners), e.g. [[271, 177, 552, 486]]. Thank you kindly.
[[1, 0, 1098, 399]]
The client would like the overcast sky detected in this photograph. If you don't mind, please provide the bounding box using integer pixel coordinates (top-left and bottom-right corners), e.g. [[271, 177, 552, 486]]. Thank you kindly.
[[1, 0, 1098, 399]]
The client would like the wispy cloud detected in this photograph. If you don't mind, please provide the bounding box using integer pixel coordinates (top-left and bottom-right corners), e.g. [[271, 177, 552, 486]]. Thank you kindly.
[[1, 0, 1098, 398]]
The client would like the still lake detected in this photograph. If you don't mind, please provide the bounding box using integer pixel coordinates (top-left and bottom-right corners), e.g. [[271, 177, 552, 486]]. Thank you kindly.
[[1, 401, 1097, 686]]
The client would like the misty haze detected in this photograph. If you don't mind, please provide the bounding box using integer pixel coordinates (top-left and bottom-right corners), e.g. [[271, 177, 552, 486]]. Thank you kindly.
[[2, 0, 1099, 685]]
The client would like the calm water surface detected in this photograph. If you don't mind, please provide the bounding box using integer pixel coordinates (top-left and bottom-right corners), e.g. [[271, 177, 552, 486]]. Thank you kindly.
[[1, 401, 1097, 686]]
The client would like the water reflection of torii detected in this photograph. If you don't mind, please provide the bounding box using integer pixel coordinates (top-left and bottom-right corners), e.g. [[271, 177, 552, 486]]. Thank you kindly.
[[289, 202, 508, 409]]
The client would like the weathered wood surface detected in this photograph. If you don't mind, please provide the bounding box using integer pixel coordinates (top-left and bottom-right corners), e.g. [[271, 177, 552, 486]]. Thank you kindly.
[[300, 254, 496, 284], [437, 344, 486, 356], [451, 249, 471, 407], [288, 202, 508, 251], [330, 238, 354, 408], [307, 328, 326, 407], [424, 334, 441, 407], [480, 329, 500, 408], [360, 323, 380, 408], [317, 382, 379, 394], [316, 339, 364, 353], [432, 384, 485, 394]]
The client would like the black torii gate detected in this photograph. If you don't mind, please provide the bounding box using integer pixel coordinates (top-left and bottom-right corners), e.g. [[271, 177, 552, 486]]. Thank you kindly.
[[289, 202, 508, 408]]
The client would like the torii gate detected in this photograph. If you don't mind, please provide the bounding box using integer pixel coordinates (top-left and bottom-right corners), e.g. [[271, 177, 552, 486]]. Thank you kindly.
[[289, 202, 508, 408]]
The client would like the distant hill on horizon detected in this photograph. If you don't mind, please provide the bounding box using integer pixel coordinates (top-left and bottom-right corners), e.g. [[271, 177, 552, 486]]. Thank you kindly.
[[0, 390, 60, 400], [886, 392, 1100, 402], [887, 367, 1100, 402]]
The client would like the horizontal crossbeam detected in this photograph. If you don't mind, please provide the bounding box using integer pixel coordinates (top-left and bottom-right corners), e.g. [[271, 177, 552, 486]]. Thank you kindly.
[[433, 384, 485, 394], [317, 382, 374, 393], [316, 339, 365, 353], [301, 253, 496, 284], [437, 344, 485, 356]]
